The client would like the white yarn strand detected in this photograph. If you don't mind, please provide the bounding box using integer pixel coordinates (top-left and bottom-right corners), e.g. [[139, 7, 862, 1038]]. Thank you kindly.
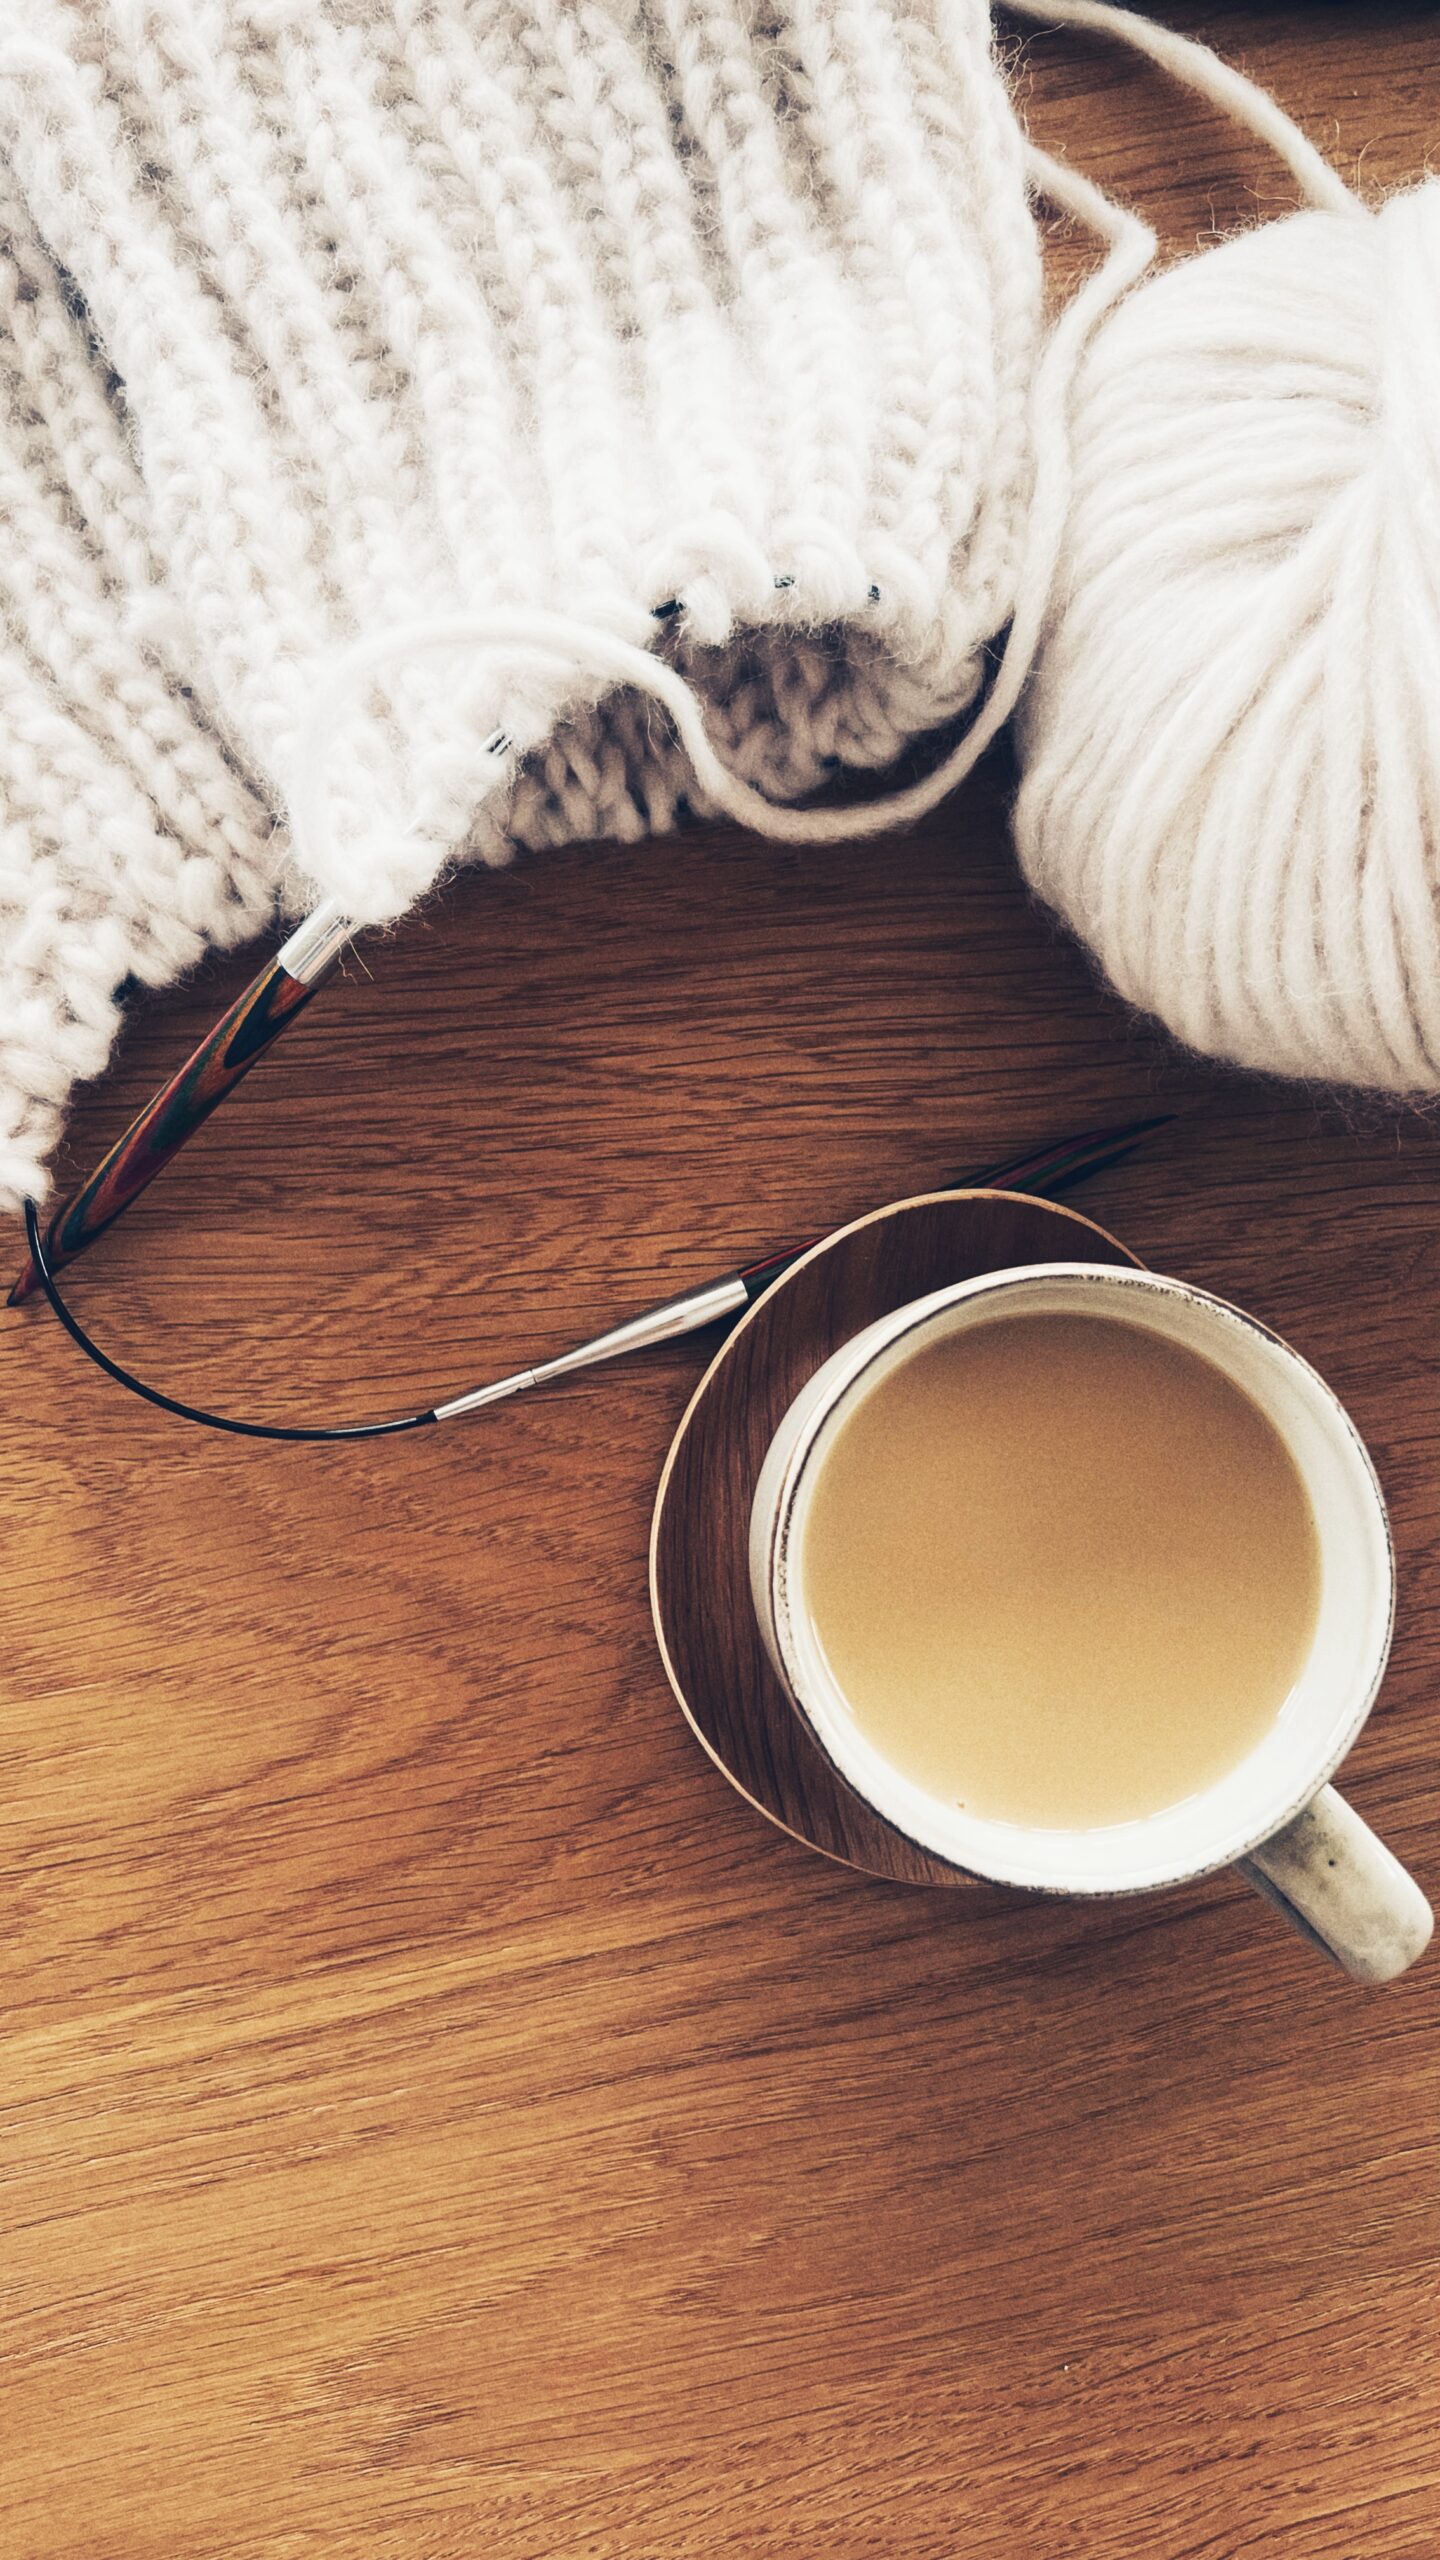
[[1008, 0, 1356, 218]]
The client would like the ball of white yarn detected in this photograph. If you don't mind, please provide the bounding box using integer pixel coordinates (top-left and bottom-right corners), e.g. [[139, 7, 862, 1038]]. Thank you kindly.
[[1013, 180, 1440, 1093]]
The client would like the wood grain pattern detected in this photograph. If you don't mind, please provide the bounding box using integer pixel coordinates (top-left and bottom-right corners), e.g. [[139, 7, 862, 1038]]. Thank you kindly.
[[2, 12, 1437, 2558], [8, 954, 323, 1303], [652, 1190, 1143, 1882]]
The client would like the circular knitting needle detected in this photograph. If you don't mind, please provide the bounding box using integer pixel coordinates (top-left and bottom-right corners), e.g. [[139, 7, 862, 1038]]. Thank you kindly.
[[7, 902, 354, 1308], [16, 1121, 1166, 1440]]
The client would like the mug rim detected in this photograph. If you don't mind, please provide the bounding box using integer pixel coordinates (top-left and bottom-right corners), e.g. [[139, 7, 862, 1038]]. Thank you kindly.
[[760, 1262, 1396, 1895]]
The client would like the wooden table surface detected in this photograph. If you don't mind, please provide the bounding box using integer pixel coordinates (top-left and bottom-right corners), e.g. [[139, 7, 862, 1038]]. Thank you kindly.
[[3, 10, 1436, 2556]]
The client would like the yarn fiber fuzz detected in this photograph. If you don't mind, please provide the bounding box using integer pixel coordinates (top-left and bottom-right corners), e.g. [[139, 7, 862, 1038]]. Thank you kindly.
[[0, 0, 1041, 1213], [1015, 178, 1440, 1095]]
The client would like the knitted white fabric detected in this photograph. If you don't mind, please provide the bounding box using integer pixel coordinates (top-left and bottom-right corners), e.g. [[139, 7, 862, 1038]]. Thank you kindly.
[[0, 0, 1043, 1211]]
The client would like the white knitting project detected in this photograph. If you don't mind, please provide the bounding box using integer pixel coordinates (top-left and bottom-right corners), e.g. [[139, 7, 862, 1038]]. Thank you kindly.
[[0, 0, 1043, 1212]]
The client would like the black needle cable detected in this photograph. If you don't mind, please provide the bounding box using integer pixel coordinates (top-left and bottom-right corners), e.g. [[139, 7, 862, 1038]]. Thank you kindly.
[[23, 1198, 437, 1443]]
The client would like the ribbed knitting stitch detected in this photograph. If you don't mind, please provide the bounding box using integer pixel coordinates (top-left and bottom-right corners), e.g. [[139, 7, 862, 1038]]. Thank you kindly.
[[0, 0, 1041, 1211]]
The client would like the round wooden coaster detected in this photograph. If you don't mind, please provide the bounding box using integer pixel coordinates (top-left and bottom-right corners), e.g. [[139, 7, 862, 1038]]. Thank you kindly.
[[650, 1191, 1145, 1886]]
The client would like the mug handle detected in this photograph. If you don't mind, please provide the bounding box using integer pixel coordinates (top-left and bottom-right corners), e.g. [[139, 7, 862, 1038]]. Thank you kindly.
[[1238, 1787, 1433, 1983]]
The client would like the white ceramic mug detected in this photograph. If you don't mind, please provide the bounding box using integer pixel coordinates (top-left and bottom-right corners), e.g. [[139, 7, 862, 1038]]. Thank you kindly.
[[749, 1263, 1432, 1982]]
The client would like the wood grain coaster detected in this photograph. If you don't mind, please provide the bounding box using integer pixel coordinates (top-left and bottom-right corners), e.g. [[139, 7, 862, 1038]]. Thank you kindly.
[[650, 1189, 1145, 1887]]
